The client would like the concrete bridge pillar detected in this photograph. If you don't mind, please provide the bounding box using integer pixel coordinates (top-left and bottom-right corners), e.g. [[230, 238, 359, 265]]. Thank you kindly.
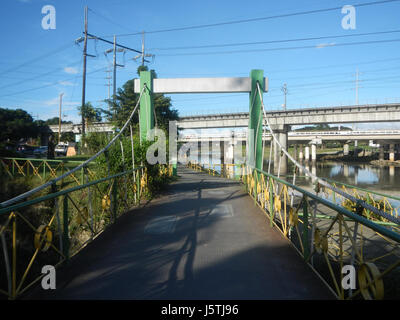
[[226, 139, 235, 163], [197, 141, 201, 164], [343, 143, 349, 156], [389, 144, 395, 161], [209, 141, 213, 165], [298, 144, 304, 162], [305, 146, 310, 162], [273, 139, 280, 174], [379, 144, 385, 161], [271, 125, 289, 176], [226, 138, 235, 178], [311, 143, 317, 162], [201, 140, 210, 165], [220, 140, 225, 175]]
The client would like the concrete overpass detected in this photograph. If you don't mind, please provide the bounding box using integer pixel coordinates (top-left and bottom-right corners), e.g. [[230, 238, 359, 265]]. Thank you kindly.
[[46, 104, 400, 134], [178, 130, 400, 143], [177, 104, 400, 129], [179, 129, 400, 175], [47, 122, 115, 134]]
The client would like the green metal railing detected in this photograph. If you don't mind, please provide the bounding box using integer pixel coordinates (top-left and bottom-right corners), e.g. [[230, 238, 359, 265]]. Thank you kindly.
[[0, 163, 172, 299], [0, 157, 89, 186], [190, 162, 400, 300]]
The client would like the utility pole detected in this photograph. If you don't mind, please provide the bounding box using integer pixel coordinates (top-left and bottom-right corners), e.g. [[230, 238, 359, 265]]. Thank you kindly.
[[134, 31, 154, 66], [105, 68, 112, 101], [113, 35, 117, 101], [141, 31, 145, 66], [105, 35, 125, 118], [81, 6, 88, 139], [281, 83, 288, 111], [58, 92, 64, 144]]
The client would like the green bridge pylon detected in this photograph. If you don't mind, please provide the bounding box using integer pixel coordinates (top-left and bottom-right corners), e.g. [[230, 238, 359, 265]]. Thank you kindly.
[[139, 70, 177, 176], [248, 69, 264, 172], [139, 70, 155, 143]]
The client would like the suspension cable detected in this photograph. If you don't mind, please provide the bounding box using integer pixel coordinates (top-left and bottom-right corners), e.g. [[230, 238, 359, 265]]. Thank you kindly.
[[0, 86, 146, 208], [255, 82, 400, 225]]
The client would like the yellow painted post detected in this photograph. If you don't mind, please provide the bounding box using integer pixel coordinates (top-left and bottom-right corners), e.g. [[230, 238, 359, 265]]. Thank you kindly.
[[12, 213, 16, 300]]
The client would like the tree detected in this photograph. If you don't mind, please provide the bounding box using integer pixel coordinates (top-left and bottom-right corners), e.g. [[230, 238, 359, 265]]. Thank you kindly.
[[107, 66, 179, 133], [45, 117, 72, 125], [0, 108, 39, 143], [78, 102, 103, 125]]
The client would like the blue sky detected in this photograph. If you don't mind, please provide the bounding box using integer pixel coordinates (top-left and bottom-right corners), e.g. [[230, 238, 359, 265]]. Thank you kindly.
[[1, 0, 400, 129]]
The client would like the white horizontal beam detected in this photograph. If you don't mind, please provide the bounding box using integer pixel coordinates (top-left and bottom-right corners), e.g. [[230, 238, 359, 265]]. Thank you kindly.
[[134, 77, 268, 94]]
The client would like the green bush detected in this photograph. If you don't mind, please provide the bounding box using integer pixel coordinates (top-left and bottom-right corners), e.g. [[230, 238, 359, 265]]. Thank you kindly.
[[83, 131, 172, 199]]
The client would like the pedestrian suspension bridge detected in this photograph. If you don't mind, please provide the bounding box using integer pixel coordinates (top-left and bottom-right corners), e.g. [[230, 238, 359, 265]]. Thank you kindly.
[[1, 70, 400, 300]]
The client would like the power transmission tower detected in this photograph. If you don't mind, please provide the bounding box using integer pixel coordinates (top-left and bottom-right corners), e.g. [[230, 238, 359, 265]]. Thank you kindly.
[[133, 31, 154, 66], [104, 35, 125, 117], [281, 83, 288, 111], [81, 6, 88, 139], [105, 68, 112, 101], [76, 6, 95, 141]]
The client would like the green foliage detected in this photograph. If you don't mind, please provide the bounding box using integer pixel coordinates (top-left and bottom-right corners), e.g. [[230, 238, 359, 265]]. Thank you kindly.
[[60, 132, 75, 143], [45, 117, 72, 125], [84, 129, 172, 199], [78, 102, 103, 123], [0, 108, 39, 143], [105, 69, 179, 131]]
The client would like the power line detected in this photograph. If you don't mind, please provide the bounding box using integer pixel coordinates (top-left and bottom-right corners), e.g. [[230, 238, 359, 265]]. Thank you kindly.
[[133, 31, 155, 65], [0, 67, 107, 99], [268, 56, 400, 74], [0, 42, 74, 76], [85, 32, 142, 54], [101, 0, 400, 37], [149, 29, 400, 51], [157, 38, 400, 57], [88, 8, 139, 34], [0, 60, 81, 91], [270, 65, 400, 82]]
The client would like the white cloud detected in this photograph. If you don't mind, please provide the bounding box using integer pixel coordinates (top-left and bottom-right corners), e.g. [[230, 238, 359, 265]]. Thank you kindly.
[[58, 81, 74, 86], [315, 42, 336, 49], [64, 67, 78, 74]]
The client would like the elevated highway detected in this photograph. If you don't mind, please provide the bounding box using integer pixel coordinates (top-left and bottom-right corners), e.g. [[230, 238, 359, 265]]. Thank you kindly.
[[178, 130, 400, 143], [177, 104, 400, 129]]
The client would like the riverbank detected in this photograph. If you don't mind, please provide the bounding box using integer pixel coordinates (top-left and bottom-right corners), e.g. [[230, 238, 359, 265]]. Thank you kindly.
[[370, 159, 400, 167], [318, 150, 378, 163]]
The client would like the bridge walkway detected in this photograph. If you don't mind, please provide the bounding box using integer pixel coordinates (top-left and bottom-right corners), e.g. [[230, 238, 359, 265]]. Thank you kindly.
[[28, 165, 333, 299]]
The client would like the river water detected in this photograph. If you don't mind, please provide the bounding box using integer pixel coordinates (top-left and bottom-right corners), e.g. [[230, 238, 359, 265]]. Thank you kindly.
[[293, 161, 400, 197], [188, 155, 400, 211]]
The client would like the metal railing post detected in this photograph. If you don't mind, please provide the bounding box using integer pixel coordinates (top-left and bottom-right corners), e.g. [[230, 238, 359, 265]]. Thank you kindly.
[[112, 178, 118, 222], [63, 195, 70, 261], [302, 196, 310, 260], [269, 178, 274, 227]]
